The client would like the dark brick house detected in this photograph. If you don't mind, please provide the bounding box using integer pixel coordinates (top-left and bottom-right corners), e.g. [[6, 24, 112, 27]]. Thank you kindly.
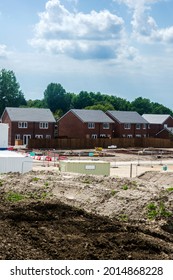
[[57, 109, 114, 139], [142, 114, 173, 138], [106, 111, 149, 138], [1, 107, 56, 146]]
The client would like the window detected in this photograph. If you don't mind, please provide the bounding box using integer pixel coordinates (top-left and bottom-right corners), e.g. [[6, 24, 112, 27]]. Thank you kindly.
[[127, 134, 133, 138], [91, 134, 97, 139], [148, 124, 150, 129], [35, 135, 43, 139], [136, 123, 141, 129], [88, 122, 95, 129], [135, 134, 141, 138], [124, 123, 131, 129], [39, 122, 48, 129], [18, 122, 27, 128], [103, 122, 109, 129], [100, 134, 106, 138], [143, 123, 147, 129], [15, 134, 20, 140], [46, 135, 51, 139]]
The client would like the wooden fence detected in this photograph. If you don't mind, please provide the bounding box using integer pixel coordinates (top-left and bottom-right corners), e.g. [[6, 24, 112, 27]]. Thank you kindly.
[[28, 137, 173, 150]]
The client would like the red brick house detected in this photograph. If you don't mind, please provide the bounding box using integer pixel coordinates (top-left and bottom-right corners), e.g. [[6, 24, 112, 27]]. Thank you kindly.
[[57, 109, 114, 139], [1, 107, 56, 146], [142, 114, 173, 138], [106, 111, 149, 138]]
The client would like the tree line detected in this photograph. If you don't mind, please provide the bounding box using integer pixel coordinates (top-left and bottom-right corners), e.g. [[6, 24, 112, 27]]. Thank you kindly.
[[0, 68, 172, 118]]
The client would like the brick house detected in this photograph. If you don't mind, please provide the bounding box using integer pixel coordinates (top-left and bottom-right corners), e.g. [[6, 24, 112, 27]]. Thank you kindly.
[[57, 109, 114, 139], [142, 114, 173, 138], [1, 107, 56, 146], [106, 111, 149, 138]]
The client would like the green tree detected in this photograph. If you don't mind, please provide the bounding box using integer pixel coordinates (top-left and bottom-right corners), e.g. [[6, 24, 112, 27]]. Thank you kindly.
[[25, 99, 46, 108], [151, 102, 173, 115], [130, 97, 152, 115], [73, 91, 93, 109], [0, 69, 26, 115], [43, 83, 66, 113], [85, 103, 114, 112]]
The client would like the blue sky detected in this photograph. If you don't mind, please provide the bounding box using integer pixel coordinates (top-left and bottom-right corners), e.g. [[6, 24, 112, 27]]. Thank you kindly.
[[1, 0, 173, 109]]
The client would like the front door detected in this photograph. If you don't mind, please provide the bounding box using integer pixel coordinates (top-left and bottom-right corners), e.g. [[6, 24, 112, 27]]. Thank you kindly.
[[23, 134, 31, 145]]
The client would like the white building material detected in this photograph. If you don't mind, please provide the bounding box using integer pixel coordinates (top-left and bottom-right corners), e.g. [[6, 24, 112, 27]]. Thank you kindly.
[[0, 123, 8, 149], [0, 150, 33, 173]]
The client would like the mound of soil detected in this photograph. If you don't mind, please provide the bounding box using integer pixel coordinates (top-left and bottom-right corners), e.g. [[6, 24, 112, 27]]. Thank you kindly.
[[0, 170, 173, 260]]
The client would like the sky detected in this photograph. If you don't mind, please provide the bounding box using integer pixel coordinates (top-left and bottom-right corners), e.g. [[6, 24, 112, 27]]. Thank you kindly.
[[0, 0, 173, 110]]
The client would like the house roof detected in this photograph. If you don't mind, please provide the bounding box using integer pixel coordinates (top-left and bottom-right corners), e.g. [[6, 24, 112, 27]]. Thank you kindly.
[[3, 107, 56, 122], [142, 114, 171, 124], [71, 109, 114, 123], [107, 111, 148, 124], [156, 127, 173, 136]]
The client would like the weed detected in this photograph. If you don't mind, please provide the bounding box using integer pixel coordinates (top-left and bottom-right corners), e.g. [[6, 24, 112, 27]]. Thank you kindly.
[[41, 192, 48, 199], [82, 179, 91, 184], [122, 185, 128, 190], [44, 182, 49, 187], [166, 187, 173, 192], [146, 201, 172, 220], [32, 177, 40, 182], [6, 192, 25, 202], [110, 189, 117, 196], [159, 202, 172, 218], [0, 180, 3, 186], [119, 214, 128, 221]]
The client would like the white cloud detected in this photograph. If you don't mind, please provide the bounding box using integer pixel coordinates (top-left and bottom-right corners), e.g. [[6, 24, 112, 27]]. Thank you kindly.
[[0, 44, 10, 59], [30, 0, 132, 60], [115, 0, 173, 44]]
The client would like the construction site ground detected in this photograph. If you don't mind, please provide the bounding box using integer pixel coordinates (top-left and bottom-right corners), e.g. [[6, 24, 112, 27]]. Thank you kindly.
[[0, 148, 173, 260]]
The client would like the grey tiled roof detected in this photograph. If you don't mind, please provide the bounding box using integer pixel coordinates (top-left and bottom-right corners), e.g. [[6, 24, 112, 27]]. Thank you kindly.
[[142, 114, 171, 124], [107, 111, 148, 124], [71, 109, 114, 123], [4, 107, 56, 122]]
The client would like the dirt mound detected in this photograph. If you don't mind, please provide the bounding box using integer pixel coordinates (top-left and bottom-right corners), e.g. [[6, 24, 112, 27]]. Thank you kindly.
[[0, 170, 173, 260], [0, 200, 173, 260]]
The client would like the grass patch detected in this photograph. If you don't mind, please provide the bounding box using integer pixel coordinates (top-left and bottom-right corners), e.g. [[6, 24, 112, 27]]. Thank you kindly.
[[146, 201, 172, 220], [6, 192, 25, 202]]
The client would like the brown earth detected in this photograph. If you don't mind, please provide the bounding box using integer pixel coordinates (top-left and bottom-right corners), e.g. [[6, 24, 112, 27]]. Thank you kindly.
[[0, 161, 173, 260]]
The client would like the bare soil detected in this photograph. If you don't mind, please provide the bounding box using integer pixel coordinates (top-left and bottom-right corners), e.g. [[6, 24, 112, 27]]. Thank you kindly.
[[0, 150, 173, 260]]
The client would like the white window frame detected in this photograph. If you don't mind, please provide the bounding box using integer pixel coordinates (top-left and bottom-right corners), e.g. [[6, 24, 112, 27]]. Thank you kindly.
[[15, 134, 20, 140], [35, 135, 43, 139], [135, 134, 141, 138], [136, 123, 141, 130], [127, 134, 133, 138], [103, 122, 110, 129], [143, 123, 147, 129], [88, 122, 95, 129], [46, 135, 51, 139], [100, 134, 106, 138], [18, 122, 28, 128], [124, 123, 131, 129], [39, 122, 48, 129], [91, 134, 97, 139]]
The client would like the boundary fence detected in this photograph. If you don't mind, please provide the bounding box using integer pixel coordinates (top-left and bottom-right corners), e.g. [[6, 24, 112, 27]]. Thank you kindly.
[[28, 137, 173, 150]]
